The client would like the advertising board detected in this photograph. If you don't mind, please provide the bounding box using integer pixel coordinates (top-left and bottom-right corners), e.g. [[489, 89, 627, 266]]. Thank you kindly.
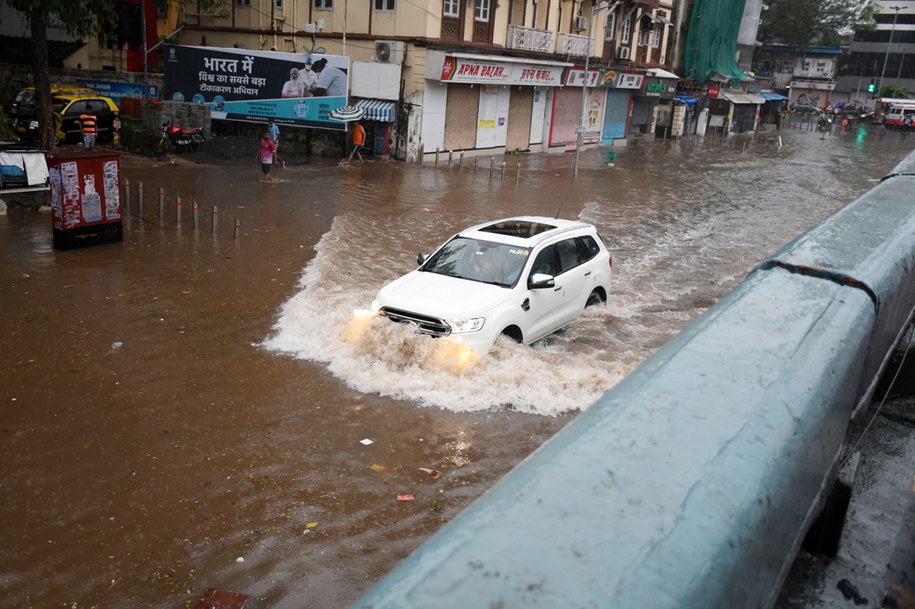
[[163, 44, 350, 131]]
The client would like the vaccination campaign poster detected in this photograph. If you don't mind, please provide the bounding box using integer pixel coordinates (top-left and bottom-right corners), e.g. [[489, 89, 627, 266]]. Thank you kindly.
[[163, 44, 350, 132]]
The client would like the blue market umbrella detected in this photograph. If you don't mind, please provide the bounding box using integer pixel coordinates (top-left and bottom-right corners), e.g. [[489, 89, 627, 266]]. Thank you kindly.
[[329, 105, 365, 122]]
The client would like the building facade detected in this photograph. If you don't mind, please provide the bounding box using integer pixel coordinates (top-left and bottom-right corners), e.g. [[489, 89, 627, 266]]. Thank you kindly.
[[3, 0, 682, 161], [836, 0, 915, 105]]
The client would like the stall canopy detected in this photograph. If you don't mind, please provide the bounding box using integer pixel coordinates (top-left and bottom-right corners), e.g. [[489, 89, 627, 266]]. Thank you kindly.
[[354, 99, 397, 122], [758, 92, 789, 101], [720, 91, 766, 104]]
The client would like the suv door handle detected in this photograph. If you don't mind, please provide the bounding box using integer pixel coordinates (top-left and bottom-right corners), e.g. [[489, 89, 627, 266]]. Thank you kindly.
[[584, 271, 592, 276]]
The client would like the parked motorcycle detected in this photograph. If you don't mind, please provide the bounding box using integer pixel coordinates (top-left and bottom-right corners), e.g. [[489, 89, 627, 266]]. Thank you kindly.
[[158, 122, 206, 153]]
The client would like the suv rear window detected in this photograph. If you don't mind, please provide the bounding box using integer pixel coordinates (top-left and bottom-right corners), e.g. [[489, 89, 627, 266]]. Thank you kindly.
[[479, 220, 557, 238]]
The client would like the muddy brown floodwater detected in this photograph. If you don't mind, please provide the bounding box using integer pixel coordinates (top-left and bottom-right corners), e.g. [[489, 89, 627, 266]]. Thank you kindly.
[[1, 126, 913, 609]]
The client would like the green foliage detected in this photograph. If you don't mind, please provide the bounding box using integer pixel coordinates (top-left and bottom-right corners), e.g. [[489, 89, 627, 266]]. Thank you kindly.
[[7, 0, 117, 38], [880, 85, 909, 99], [191, 0, 231, 19], [758, 0, 873, 47]]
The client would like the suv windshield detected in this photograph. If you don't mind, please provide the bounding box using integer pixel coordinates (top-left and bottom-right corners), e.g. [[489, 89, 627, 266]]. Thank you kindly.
[[421, 237, 531, 287]]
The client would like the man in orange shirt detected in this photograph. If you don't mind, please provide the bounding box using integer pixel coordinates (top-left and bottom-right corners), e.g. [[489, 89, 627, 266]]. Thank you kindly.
[[347, 122, 365, 163], [78, 104, 97, 150]]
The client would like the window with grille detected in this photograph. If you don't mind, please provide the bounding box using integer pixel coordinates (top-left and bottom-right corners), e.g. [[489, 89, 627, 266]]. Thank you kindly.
[[651, 25, 661, 48], [275, 0, 283, 10], [475, 0, 490, 22], [374, 0, 395, 9], [314, 0, 332, 9], [236, 0, 250, 6], [621, 16, 631, 44], [605, 10, 617, 40], [444, 0, 459, 18], [638, 25, 649, 46]]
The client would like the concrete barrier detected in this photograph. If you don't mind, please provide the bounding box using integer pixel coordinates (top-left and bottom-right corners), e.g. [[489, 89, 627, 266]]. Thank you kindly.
[[352, 151, 915, 609]]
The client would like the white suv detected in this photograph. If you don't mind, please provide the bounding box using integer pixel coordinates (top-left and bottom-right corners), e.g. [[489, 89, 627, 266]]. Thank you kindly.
[[372, 216, 612, 355]]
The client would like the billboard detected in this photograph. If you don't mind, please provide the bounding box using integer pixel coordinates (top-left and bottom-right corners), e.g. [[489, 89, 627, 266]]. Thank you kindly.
[[163, 44, 350, 131], [75, 79, 159, 104]]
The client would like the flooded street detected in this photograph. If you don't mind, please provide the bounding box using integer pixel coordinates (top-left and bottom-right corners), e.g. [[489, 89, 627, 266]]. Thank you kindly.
[[1, 126, 913, 609]]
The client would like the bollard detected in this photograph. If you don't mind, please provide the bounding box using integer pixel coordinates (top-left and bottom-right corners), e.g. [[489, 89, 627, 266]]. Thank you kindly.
[[474, 157, 479, 174], [448, 150, 453, 167], [435, 148, 440, 166], [175, 193, 182, 225], [158, 187, 165, 227], [192, 200, 199, 230], [778, 136, 783, 148], [211, 205, 218, 234], [138, 180, 144, 217], [459, 151, 465, 171], [515, 163, 521, 185], [489, 158, 494, 180], [123, 178, 130, 215], [501, 162, 506, 181], [234, 217, 240, 239]]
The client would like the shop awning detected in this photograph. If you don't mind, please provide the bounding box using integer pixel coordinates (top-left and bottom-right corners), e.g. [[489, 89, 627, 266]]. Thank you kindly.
[[758, 92, 789, 101], [720, 91, 766, 104], [674, 95, 697, 107], [354, 98, 397, 122], [647, 68, 681, 80]]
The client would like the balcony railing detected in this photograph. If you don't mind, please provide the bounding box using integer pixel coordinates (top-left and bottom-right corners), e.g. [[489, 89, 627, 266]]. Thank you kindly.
[[558, 32, 595, 57], [506, 24, 554, 53]]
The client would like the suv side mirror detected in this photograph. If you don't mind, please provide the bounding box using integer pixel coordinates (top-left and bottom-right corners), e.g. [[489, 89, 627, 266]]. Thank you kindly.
[[417, 253, 429, 266], [528, 272, 555, 289]]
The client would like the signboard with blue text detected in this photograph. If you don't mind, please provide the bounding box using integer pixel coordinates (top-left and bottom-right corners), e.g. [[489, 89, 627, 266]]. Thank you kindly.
[[163, 44, 350, 131], [75, 80, 159, 104]]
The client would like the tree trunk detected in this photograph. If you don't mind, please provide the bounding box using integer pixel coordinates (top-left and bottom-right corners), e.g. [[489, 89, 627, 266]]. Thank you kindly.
[[30, 5, 54, 150]]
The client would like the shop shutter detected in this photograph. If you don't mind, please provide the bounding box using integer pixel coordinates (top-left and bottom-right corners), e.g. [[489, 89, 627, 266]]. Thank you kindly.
[[443, 84, 479, 151], [506, 86, 534, 152]]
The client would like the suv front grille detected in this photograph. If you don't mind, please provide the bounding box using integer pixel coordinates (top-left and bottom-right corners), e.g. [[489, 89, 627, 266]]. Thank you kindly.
[[379, 307, 451, 336]]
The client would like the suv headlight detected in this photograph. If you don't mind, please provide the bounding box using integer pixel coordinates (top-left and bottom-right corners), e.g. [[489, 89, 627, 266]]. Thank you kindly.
[[448, 317, 485, 333]]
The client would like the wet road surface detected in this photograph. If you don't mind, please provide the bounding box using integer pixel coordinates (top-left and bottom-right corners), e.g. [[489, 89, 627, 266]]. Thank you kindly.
[[1, 125, 913, 608]]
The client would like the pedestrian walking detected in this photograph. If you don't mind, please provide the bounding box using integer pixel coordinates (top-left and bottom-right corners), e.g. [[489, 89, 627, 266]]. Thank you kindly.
[[79, 104, 97, 150], [347, 122, 365, 163], [267, 118, 285, 168], [256, 131, 277, 181]]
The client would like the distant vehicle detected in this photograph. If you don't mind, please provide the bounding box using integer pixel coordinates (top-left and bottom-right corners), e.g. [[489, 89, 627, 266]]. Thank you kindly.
[[371, 216, 613, 356], [791, 102, 820, 115], [11, 87, 119, 144], [883, 103, 915, 130], [52, 93, 120, 144]]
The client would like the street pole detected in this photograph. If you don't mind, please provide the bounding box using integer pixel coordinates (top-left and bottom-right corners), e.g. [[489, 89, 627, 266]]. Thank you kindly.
[[141, 0, 148, 99], [878, 5, 903, 96], [574, 2, 608, 179]]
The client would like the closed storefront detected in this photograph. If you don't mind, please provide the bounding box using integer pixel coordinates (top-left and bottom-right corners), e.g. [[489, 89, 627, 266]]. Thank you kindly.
[[443, 84, 478, 151], [602, 89, 631, 143], [549, 86, 582, 147], [425, 51, 569, 158], [720, 91, 765, 133], [476, 85, 510, 149], [506, 86, 534, 152]]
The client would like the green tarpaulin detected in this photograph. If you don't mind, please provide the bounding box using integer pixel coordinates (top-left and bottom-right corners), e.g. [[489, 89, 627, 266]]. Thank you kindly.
[[684, 0, 751, 85]]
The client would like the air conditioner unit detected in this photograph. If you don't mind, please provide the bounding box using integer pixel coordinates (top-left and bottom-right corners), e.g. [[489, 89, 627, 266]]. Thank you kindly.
[[574, 15, 588, 32], [618, 46, 630, 60], [374, 40, 406, 64]]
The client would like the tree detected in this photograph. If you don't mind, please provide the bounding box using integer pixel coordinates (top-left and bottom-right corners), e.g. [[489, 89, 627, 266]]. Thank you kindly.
[[758, 0, 873, 48], [7, 0, 117, 149], [880, 85, 909, 99]]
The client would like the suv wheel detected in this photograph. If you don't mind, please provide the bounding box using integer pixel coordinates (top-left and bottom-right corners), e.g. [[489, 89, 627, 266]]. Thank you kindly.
[[586, 288, 606, 307]]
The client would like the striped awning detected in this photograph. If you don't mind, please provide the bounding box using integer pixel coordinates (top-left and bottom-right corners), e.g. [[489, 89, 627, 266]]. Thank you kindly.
[[354, 98, 397, 122]]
